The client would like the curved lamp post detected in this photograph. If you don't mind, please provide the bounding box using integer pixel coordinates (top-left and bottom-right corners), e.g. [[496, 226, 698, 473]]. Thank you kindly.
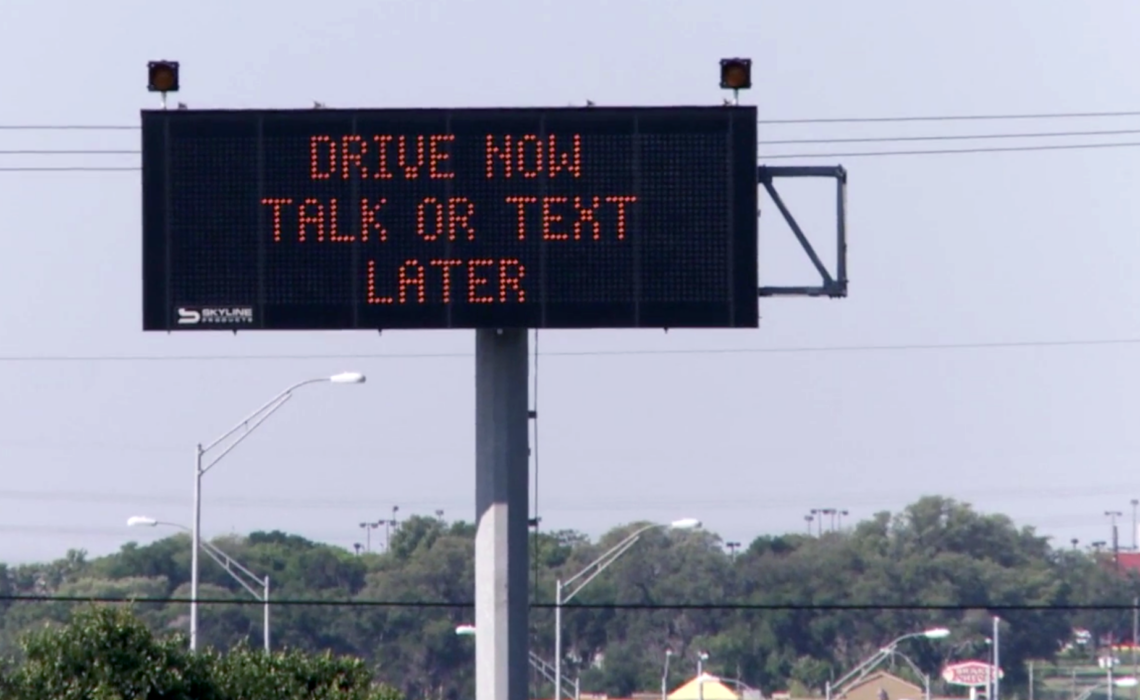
[[188, 371, 365, 650], [826, 627, 951, 700], [554, 518, 702, 700], [128, 516, 272, 652]]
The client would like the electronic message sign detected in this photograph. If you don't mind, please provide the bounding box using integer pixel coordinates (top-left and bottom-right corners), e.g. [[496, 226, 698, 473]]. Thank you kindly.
[[141, 106, 759, 331]]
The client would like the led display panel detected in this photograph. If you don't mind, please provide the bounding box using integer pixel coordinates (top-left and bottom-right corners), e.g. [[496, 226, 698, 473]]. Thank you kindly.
[[141, 106, 758, 331]]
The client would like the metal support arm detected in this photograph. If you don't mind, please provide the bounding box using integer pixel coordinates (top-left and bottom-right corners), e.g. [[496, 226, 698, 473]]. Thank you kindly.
[[757, 164, 848, 299], [560, 524, 657, 604], [200, 540, 266, 601], [831, 632, 926, 695]]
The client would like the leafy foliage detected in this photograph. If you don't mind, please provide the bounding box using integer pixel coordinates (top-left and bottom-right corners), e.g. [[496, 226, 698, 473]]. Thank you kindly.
[[0, 498, 1135, 699], [0, 605, 402, 700]]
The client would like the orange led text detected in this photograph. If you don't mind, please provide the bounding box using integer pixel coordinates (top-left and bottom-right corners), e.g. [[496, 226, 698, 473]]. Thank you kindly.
[[367, 258, 527, 305], [485, 134, 582, 179], [309, 134, 456, 180], [505, 195, 636, 240], [261, 196, 387, 242]]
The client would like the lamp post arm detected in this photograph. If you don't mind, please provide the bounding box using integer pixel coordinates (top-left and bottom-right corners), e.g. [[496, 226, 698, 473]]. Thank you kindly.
[[151, 521, 267, 600], [561, 534, 644, 604], [832, 647, 893, 694], [889, 650, 926, 686], [832, 633, 925, 695], [1075, 683, 1106, 700], [561, 524, 660, 591], [200, 540, 266, 595], [197, 541, 265, 601], [200, 393, 293, 474], [200, 378, 328, 455]]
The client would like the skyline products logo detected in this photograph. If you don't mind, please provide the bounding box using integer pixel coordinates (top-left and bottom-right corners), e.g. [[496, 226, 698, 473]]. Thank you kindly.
[[175, 306, 255, 326]]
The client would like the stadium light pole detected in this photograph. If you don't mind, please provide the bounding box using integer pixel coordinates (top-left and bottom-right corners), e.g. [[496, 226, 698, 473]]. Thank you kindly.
[[188, 371, 365, 651], [554, 519, 702, 700], [128, 516, 272, 651]]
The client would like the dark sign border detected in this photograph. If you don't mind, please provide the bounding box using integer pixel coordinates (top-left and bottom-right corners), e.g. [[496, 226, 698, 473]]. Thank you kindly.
[[141, 106, 758, 331]]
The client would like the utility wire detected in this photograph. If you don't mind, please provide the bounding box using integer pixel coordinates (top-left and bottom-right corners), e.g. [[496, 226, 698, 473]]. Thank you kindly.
[[9, 127, 1140, 153], [757, 127, 1140, 146], [0, 336, 1133, 364], [5, 139, 1140, 168], [7, 109, 1140, 130], [760, 140, 1140, 160], [755, 109, 1140, 125], [0, 594, 1135, 610]]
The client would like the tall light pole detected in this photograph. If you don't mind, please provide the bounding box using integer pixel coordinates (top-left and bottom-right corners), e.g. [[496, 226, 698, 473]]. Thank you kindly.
[[1131, 499, 1138, 551], [359, 521, 380, 553], [189, 371, 365, 651], [826, 627, 951, 700], [554, 518, 701, 700], [1108, 511, 1124, 569], [662, 649, 673, 700], [697, 651, 709, 700], [992, 616, 1001, 700], [128, 516, 272, 652]]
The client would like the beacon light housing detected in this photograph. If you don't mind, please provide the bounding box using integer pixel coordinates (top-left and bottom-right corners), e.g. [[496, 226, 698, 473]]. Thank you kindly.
[[719, 58, 752, 90], [148, 61, 180, 93]]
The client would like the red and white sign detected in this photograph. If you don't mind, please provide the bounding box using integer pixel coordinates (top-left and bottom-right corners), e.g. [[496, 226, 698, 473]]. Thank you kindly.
[[942, 661, 1004, 687]]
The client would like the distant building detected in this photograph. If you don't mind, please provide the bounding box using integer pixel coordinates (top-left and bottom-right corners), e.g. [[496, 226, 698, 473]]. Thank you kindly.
[[834, 671, 923, 700], [668, 673, 744, 700]]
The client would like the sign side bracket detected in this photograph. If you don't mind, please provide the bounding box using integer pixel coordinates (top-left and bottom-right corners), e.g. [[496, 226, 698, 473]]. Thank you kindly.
[[757, 164, 848, 299]]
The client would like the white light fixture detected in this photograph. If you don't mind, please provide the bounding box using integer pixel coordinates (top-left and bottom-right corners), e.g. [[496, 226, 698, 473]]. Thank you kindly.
[[329, 372, 366, 384], [1116, 678, 1139, 688], [456, 624, 476, 636], [922, 627, 951, 639], [669, 518, 702, 530], [127, 516, 159, 527]]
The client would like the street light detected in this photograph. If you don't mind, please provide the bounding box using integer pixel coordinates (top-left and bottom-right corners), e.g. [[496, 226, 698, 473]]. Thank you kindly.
[[826, 627, 951, 700], [128, 516, 272, 652], [189, 372, 365, 650], [554, 518, 702, 700]]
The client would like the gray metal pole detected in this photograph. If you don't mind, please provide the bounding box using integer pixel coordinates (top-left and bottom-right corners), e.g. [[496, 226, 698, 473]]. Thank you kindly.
[[190, 445, 202, 651], [993, 617, 1000, 700], [264, 576, 270, 653], [1133, 597, 1138, 700], [475, 328, 529, 700], [555, 581, 564, 700]]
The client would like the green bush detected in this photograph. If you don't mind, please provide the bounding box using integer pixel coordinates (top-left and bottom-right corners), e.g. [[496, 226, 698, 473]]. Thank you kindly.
[[0, 605, 401, 700]]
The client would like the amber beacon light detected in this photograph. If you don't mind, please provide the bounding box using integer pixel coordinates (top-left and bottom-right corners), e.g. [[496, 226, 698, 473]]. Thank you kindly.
[[147, 61, 180, 93], [719, 58, 752, 91]]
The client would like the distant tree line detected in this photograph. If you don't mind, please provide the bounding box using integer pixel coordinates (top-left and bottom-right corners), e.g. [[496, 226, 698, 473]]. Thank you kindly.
[[0, 496, 1134, 699]]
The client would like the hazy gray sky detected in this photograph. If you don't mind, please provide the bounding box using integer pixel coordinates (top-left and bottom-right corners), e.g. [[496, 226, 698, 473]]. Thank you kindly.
[[0, 0, 1137, 564]]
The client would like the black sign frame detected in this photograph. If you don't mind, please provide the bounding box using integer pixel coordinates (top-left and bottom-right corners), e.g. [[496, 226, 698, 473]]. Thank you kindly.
[[141, 106, 759, 331]]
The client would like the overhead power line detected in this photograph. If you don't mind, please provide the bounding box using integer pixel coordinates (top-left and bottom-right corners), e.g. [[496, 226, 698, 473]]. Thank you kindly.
[[0, 336, 1133, 364], [756, 109, 1140, 125], [0, 594, 1134, 610], [761, 140, 1140, 160], [6, 139, 1140, 169], [758, 127, 1140, 146], [8, 127, 1140, 152], [6, 108, 1140, 131]]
